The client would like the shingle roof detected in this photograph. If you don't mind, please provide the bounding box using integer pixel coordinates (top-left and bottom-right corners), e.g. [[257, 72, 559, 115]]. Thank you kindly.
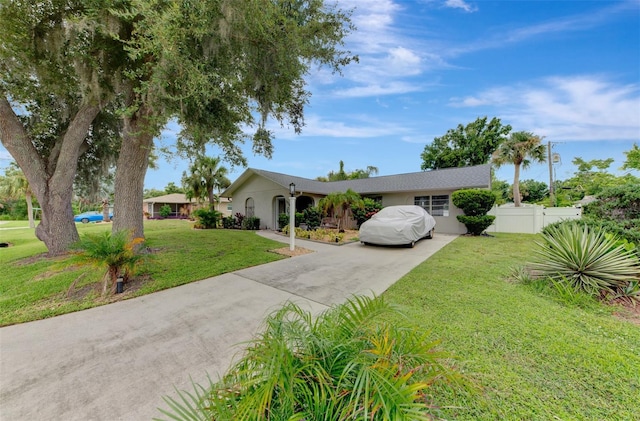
[[221, 164, 491, 197]]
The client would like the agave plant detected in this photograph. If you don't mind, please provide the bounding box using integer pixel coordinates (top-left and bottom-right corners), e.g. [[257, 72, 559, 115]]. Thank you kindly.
[[157, 296, 459, 421], [530, 224, 640, 296]]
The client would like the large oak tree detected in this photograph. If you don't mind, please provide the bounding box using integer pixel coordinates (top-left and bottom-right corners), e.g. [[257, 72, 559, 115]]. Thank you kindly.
[[1, 0, 356, 254], [420, 116, 512, 171]]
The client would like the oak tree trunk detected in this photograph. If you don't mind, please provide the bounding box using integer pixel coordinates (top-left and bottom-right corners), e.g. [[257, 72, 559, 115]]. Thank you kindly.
[[113, 106, 155, 240], [1, 96, 100, 255]]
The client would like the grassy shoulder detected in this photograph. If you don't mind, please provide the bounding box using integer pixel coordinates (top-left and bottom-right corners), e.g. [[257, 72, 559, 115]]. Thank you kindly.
[[383, 233, 640, 420], [0, 220, 287, 326]]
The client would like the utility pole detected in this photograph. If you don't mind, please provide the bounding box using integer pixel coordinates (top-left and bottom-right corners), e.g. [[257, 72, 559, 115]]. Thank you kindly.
[[548, 141, 554, 207]]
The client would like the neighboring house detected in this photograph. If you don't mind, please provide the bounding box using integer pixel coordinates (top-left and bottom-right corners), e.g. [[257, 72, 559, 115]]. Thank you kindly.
[[142, 193, 232, 218], [220, 164, 491, 234]]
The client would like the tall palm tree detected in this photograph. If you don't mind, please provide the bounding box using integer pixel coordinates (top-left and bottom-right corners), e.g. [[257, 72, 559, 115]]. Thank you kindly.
[[316, 161, 379, 181], [0, 163, 36, 227], [492, 131, 546, 207], [182, 156, 231, 211]]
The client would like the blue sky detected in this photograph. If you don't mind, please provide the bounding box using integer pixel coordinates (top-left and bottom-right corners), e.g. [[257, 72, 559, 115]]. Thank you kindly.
[[2, 0, 639, 190]]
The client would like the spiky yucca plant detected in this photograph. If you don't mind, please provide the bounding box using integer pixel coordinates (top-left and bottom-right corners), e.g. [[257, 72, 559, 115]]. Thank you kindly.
[[530, 224, 640, 296], [157, 296, 459, 421]]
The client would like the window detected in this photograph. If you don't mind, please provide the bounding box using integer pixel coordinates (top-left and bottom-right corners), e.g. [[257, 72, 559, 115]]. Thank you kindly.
[[245, 197, 255, 217], [414, 195, 449, 216], [431, 195, 449, 216], [227, 204, 233, 211], [414, 196, 429, 209]]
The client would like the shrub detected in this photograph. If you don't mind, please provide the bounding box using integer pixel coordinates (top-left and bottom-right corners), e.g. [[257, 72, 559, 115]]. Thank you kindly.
[[452, 189, 496, 235], [352, 198, 382, 226], [158, 296, 459, 420], [235, 212, 245, 228], [456, 215, 495, 235], [530, 224, 640, 297], [302, 206, 322, 229], [242, 216, 260, 230], [192, 209, 221, 229], [159, 204, 171, 218], [277, 212, 289, 230], [452, 189, 496, 216], [582, 184, 640, 244], [222, 216, 235, 229]]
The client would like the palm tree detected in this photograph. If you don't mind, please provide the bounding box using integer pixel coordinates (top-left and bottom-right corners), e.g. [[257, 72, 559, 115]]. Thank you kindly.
[[182, 156, 231, 211], [492, 131, 546, 207], [319, 189, 363, 230], [0, 163, 36, 227]]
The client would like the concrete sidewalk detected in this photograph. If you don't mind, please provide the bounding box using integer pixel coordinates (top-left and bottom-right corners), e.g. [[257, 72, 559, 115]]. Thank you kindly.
[[0, 232, 456, 421]]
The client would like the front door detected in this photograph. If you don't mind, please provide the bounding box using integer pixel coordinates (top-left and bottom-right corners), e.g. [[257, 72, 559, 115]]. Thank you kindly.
[[275, 196, 287, 229]]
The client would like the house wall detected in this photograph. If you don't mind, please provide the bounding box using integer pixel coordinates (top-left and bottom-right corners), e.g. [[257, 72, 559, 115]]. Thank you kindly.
[[379, 190, 467, 234], [230, 175, 289, 229]]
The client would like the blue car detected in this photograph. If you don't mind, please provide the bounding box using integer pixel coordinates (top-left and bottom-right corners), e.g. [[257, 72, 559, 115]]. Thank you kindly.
[[73, 211, 113, 223]]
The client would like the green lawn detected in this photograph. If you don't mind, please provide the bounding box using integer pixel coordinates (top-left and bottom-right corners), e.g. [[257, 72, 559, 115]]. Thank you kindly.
[[384, 233, 640, 420], [0, 220, 286, 325], [2, 223, 639, 419]]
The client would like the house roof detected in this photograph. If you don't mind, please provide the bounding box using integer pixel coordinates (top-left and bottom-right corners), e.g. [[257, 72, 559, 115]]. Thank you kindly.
[[143, 193, 231, 203], [142, 193, 193, 203], [221, 164, 491, 197]]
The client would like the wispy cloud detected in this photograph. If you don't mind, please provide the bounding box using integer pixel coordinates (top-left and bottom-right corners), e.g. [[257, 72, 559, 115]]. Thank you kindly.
[[444, 0, 477, 13], [269, 113, 410, 139], [450, 75, 640, 141], [448, 1, 636, 56]]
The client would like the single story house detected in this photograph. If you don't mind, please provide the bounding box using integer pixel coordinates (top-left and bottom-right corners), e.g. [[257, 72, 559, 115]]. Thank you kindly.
[[220, 164, 491, 234], [142, 193, 232, 218]]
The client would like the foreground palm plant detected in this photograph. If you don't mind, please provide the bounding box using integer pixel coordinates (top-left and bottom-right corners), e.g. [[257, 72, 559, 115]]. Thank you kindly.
[[157, 296, 460, 421], [530, 224, 640, 297], [71, 230, 146, 295]]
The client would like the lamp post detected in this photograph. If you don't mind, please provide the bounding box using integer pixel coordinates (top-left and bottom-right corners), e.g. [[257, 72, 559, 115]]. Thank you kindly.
[[289, 182, 296, 251]]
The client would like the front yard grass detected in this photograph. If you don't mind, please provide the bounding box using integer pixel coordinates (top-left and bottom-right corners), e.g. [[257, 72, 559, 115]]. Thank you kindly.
[[384, 233, 640, 420], [0, 220, 286, 326]]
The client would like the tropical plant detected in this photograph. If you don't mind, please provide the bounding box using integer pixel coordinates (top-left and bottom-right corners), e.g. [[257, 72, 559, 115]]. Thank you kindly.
[[70, 230, 145, 295], [452, 189, 496, 235], [192, 209, 221, 229], [318, 189, 363, 231], [182, 156, 230, 211], [530, 224, 640, 297], [157, 296, 459, 420], [492, 131, 546, 207], [221, 215, 235, 229]]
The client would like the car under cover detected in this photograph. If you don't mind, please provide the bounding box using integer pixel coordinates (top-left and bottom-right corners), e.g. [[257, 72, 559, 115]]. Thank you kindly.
[[359, 205, 436, 247]]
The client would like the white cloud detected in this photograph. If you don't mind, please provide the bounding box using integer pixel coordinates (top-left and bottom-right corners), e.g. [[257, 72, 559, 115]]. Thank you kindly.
[[450, 75, 640, 142], [334, 81, 423, 98], [270, 113, 409, 139], [444, 0, 477, 13]]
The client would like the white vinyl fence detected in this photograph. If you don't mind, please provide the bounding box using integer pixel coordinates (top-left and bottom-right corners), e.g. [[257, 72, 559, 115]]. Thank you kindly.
[[486, 204, 582, 234]]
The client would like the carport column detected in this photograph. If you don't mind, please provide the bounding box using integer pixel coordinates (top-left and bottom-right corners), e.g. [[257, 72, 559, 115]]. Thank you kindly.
[[289, 183, 296, 251]]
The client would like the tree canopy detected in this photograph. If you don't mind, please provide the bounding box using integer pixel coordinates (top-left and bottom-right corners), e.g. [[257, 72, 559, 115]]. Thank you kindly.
[[622, 143, 640, 171], [420, 117, 512, 170], [316, 160, 379, 181], [1, 0, 356, 255]]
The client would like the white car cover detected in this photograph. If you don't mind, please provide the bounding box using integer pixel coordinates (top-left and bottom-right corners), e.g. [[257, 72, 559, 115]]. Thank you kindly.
[[359, 205, 436, 246]]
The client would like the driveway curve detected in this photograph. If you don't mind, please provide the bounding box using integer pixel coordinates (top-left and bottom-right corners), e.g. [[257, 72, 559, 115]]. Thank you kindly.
[[0, 231, 456, 421]]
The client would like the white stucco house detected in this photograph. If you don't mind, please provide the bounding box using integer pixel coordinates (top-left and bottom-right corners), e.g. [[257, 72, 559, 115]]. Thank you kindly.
[[220, 164, 491, 234]]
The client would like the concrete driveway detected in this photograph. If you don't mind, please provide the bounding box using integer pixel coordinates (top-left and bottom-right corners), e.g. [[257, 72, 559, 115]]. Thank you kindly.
[[0, 231, 456, 421]]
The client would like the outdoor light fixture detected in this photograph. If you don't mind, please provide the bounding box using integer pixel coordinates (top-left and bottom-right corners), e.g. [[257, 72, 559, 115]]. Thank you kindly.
[[116, 276, 124, 294], [289, 183, 296, 251]]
